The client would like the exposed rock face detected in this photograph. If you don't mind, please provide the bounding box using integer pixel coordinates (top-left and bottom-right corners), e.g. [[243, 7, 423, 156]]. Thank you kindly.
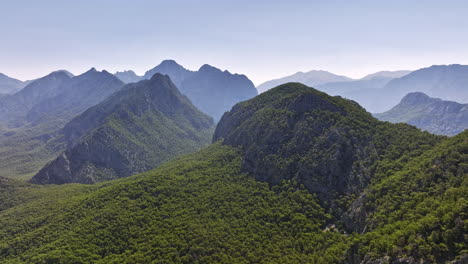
[[214, 83, 378, 202], [375, 92, 468, 136], [31, 74, 214, 184]]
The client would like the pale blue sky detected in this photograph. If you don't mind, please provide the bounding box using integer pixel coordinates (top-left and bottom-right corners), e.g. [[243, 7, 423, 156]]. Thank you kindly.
[[1, 0, 468, 85]]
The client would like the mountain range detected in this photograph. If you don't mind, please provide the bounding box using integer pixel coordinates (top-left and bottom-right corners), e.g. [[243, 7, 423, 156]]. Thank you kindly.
[[0, 69, 124, 180], [31, 74, 214, 184], [0, 73, 31, 95], [375, 92, 468, 136], [0, 69, 123, 128], [114, 60, 258, 120], [256, 70, 353, 93], [259, 64, 468, 113], [0, 83, 465, 263]]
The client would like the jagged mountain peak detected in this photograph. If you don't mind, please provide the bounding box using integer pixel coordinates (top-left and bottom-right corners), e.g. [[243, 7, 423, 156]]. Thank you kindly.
[[31, 73, 213, 184]]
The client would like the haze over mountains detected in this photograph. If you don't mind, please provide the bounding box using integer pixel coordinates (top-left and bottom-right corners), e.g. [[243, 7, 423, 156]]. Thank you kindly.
[[31, 74, 214, 184], [258, 64, 468, 113], [0, 73, 31, 95], [256, 70, 353, 94], [115, 60, 258, 120], [375, 92, 468, 136], [0, 69, 124, 179]]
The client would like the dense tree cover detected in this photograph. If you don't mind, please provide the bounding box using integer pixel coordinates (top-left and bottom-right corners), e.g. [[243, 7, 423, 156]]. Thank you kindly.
[[353, 131, 468, 263], [0, 83, 466, 263], [0, 145, 349, 263], [213, 83, 443, 219]]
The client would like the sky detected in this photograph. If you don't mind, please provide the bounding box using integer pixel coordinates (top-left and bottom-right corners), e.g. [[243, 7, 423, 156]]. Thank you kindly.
[[1, 0, 468, 85]]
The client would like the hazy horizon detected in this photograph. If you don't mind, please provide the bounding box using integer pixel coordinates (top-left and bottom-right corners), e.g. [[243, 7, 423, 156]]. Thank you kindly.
[[2, 0, 468, 85]]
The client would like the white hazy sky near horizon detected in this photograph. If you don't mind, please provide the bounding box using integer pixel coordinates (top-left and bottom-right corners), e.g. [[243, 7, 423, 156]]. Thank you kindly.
[[1, 0, 468, 85]]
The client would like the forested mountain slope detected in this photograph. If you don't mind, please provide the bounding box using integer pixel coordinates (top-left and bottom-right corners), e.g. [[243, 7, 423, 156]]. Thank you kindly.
[[0, 83, 466, 263], [31, 74, 214, 184]]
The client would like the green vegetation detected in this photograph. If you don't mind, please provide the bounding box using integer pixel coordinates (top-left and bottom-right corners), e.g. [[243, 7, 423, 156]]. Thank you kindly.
[[0, 83, 466, 263], [0, 145, 349, 263], [0, 120, 66, 180], [355, 131, 468, 262], [31, 74, 214, 184]]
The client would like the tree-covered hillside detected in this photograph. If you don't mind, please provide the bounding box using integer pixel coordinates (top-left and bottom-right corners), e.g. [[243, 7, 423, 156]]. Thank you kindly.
[[0, 83, 466, 263], [31, 74, 214, 184]]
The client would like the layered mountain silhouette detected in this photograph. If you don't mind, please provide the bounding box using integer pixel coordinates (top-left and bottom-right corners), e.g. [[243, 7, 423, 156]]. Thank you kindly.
[[0, 69, 123, 128], [1, 82, 465, 263], [375, 92, 468, 136], [31, 74, 214, 184], [143, 59, 194, 87], [0, 71, 72, 127], [259, 65, 468, 113], [114, 70, 141, 84], [0, 69, 124, 180], [0, 73, 30, 94], [324, 65, 468, 113], [256, 70, 353, 93], [115, 60, 257, 120], [378, 64, 468, 111], [360, 70, 411, 80]]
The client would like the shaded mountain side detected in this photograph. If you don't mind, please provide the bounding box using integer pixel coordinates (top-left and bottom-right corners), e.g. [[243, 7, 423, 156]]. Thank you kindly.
[[0, 71, 72, 127], [0, 83, 465, 263], [375, 92, 468, 136], [214, 83, 442, 206], [179, 64, 257, 121], [0, 134, 465, 263], [31, 74, 214, 184], [0, 69, 124, 180], [25, 68, 124, 125], [257, 70, 353, 93]]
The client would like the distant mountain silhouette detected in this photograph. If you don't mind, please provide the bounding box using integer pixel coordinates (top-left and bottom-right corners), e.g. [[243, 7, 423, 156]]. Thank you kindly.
[[377, 64, 468, 111], [360, 70, 411, 80], [114, 60, 257, 120], [375, 92, 468, 136], [114, 70, 141, 83], [0, 73, 30, 94], [0, 71, 73, 127], [256, 70, 353, 93], [0, 69, 124, 179], [179, 64, 256, 120], [143, 60, 194, 87], [314, 65, 468, 113]]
